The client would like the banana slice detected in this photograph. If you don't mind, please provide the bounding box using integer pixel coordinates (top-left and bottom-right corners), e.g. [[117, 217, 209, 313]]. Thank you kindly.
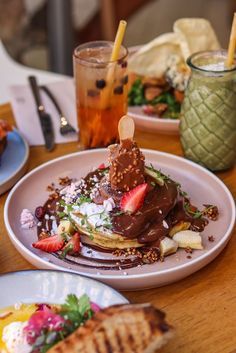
[[169, 221, 191, 237], [58, 220, 75, 235], [173, 230, 203, 249], [160, 237, 178, 256]]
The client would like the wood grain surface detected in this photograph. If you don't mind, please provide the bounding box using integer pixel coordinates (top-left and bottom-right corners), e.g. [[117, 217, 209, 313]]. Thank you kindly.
[[0, 103, 236, 353]]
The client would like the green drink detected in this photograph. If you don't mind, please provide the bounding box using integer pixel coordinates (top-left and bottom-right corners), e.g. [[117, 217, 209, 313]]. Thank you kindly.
[[180, 51, 236, 171]]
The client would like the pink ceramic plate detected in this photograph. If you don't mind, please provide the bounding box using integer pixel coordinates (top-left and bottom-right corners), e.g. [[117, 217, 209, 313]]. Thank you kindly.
[[4, 149, 235, 290]]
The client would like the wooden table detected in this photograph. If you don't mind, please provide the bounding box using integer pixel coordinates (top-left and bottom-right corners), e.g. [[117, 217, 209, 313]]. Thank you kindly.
[[1, 103, 236, 353]]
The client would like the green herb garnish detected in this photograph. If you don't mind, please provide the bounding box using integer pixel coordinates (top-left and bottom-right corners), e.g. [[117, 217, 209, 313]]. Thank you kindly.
[[145, 164, 169, 186], [128, 78, 146, 106], [99, 168, 109, 176], [184, 202, 203, 219], [31, 294, 94, 352], [77, 195, 92, 205], [60, 294, 93, 332], [113, 210, 125, 216], [58, 211, 66, 219], [128, 79, 181, 119]]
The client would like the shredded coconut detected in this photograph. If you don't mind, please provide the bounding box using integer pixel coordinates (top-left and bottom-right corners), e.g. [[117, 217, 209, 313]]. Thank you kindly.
[[162, 220, 169, 229], [103, 198, 115, 212], [60, 179, 87, 204]]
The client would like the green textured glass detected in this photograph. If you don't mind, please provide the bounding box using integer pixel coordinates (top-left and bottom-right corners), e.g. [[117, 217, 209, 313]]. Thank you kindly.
[[180, 50, 236, 171]]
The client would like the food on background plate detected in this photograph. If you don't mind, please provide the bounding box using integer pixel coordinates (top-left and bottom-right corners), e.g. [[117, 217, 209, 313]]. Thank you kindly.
[[0, 294, 173, 353], [128, 18, 221, 119], [0, 294, 100, 353], [48, 303, 173, 353], [173, 18, 221, 55], [0, 120, 12, 158], [21, 116, 219, 271]]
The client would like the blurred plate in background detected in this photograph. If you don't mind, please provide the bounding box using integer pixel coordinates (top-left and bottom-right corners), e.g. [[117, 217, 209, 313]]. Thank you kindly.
[[0, 270, 128, 307], [0, 129, 29, 195], [128, 105, 179, 134]]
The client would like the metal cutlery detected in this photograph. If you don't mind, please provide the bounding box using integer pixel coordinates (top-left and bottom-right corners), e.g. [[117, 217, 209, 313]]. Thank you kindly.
[[40, 85, 76, 136], [28, 76, 55, 151]]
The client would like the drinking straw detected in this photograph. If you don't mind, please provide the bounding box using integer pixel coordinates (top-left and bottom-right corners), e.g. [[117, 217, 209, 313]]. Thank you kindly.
[[111, 20, 127, 62], [100, 20, 127, 109], [225, 13, 236, 68]]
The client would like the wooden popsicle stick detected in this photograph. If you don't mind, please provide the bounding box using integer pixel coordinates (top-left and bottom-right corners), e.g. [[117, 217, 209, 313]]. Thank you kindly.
[[118, 115, 135, 141]]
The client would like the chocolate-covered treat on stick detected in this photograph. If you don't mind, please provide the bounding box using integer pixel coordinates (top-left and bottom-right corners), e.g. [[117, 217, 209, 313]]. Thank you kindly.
[[108, 115, 145, 192]]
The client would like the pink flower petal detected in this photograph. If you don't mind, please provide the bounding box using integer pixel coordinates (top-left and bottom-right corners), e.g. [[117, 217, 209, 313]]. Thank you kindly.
[[24, 307, 65, 344], [90, 302, 100, 313]]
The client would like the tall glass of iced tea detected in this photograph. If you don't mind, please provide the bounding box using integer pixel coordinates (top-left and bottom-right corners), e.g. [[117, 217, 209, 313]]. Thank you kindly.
[[73, 41, 128, 148]]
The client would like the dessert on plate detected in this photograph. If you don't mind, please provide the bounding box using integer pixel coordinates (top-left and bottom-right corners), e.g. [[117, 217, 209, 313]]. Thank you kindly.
[[21, 115, 218, 269], [0, 294, 173, 353]]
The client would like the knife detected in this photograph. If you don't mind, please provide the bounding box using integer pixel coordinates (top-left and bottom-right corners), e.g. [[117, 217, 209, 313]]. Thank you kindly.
[[28, 76, 55, 151]]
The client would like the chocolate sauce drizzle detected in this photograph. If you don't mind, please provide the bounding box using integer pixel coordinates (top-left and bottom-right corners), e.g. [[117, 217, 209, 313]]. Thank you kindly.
[[37, 169, 207, 271]]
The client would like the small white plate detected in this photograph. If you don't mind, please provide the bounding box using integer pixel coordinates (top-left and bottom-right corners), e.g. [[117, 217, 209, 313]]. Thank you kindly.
[[0, 270, 128, 308], [4, 149, 235, 290], [128, 106, 179, 134]]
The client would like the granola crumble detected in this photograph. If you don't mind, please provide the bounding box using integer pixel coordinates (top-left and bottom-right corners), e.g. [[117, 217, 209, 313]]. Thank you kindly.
[[208, 235, 215, 242], [185, 247, 193, 254], [59, 176, 72, 186], [203, 204, 219, 221], [112, 247, 159, 264], [47, 183, 55, 192]]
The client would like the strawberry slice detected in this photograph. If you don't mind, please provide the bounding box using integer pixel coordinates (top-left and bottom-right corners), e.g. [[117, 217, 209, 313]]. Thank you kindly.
[[32, 234, 64, 253], [143, 105, 155, 115], [98, 163, 106, 169], [120, 183, 148, 213], [62, 233, 81, 256]]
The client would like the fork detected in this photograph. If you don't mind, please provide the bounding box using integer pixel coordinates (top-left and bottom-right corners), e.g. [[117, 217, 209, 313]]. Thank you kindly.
[[40, 85, 76, 136]]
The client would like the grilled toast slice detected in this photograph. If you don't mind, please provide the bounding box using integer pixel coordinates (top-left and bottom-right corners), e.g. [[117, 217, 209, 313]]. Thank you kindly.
[[48, 303, 173, 353]]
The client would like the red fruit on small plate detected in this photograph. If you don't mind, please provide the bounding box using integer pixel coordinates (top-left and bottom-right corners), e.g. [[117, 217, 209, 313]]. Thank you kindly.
[[143, 105, 155, 115], [98, 163, 106, 169], [33, 234, 64, 253], [62, 232, 81, 255], [120, 183, 148, 213]]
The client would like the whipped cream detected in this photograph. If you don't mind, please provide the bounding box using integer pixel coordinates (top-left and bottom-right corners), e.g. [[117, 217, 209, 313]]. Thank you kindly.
[[20, 209, 36, 229], [103, 198, 115, 212], [70, 198, 115, 231], [2, 321, 31, 353]]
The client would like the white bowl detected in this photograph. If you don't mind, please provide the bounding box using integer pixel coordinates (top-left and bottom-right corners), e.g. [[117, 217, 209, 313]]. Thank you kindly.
[[0, 270, 128, 308]]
